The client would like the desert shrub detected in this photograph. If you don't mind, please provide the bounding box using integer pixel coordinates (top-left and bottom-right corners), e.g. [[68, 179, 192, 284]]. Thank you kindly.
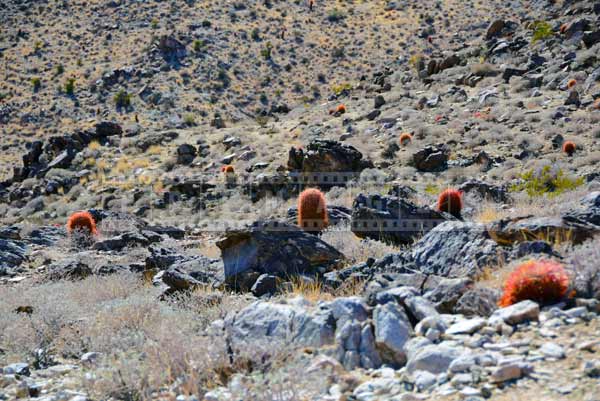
[[298, 188, 328, 231], [183, 113, 196, 126], [327, 8, 345, 22], [64, 78, 75, 95], [193, 39, 205, 52], [55, 64, 64, 75], [510, 165, 584, 197], [437, 189, 463, 218], [31, 77, 41, 91], [499, 259, 569, 307], [331, 83, 352, 96], [530, 21, 554, 43], [114, 89, 131, 108], [261, 41, 273, 60]]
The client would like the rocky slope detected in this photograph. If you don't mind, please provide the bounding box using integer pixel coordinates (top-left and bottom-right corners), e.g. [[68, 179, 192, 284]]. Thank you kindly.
[[1, 0, 600, 400]]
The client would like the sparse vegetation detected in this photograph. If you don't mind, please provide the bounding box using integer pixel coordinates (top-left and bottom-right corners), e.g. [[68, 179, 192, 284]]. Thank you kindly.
[[530, 21, 554, 43], [64, 77, 75, 95], [114, 89, 131, 108], [510, 166, 584, 197]]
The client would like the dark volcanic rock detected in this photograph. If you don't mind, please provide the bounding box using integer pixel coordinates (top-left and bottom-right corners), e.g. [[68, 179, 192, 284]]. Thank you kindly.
[[176, 144, 197, 165], [454, 287, 501, 317], [412, 145, 449, 172], [458, 180, 509, 203], [488, 216, 597, 246], [47, 258, 93, 281], [287, 140, 374, 186], [0, 239, 27, 276], [216, 220, 344, 289], [287, 205, 351, 227], [351, 193, 451, 245]]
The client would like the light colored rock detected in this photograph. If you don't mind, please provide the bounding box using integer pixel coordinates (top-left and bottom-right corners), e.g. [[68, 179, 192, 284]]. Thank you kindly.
[[490, 363, 523, 382], [414, 370, 437, 391], [373, 302, 413, 366], [489, 300, 539, 325], [446, 318, 486, 335], [406, 344, 465, 374], [539, 342, 565, 359]]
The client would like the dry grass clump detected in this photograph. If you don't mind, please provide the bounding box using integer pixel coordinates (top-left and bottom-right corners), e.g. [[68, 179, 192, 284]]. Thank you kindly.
[[320, 222, 400, 265], [0, 273, 253, 399]]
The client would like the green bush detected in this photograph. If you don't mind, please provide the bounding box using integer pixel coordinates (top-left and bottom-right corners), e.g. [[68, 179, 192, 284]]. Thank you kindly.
[[193, 39, 205, 52], [64, 78, 75, 95], [114, 89, 131, 108], [183, 113, 196, 126], [327, 9, 345, 22], [531, 21, 554, 43], [510, 166, 583, 197], [31, 77, 41, 91], [261, 42, 273, 60], [55, 64, 65, 76]]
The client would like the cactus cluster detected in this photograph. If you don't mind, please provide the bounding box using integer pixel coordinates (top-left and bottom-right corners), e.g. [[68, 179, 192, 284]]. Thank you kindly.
[[298, 188, 328, 232], [499, 259, 569, 307]]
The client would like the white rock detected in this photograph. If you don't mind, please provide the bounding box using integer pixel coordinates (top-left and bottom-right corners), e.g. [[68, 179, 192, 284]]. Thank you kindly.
[[539, 342, 565, 359], [489, 300, 539, 325], [446, 318, 486, 335]]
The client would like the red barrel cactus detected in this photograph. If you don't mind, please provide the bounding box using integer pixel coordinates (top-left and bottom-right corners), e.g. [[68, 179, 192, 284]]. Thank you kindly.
[[436, 189, 463, 218], [298, 188, 328, 231], [399, 132, 412, 146], [562, 141, 576, 156], [67, 211, 98, 236], [499, 259, 569, 307]]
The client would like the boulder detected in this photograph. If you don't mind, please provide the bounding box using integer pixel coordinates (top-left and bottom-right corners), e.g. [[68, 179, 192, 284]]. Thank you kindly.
[[287, 140, 374, 186], [488, 216, 597, 246], [216, 220, 344, 289], [176, 144, 197, 165], [458, 180, 509, 203], [373, 302, 413, 366], [224, 300, 336, 353], [156, 35, 187, 59], [0, 239, 27, 276], [489, 300, 539, 325], [351, 193, 451, 245], [412, 145, 449, 172], [454, 287, 500, 317], [406, 344, 465, 374], [486, 19, 505, 39], [47, 258, 93, 281], [411, 221, 506, 278]]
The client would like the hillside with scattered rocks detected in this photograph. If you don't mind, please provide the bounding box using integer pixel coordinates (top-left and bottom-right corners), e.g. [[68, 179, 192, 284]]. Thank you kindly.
[[1, 0, 600, 400]]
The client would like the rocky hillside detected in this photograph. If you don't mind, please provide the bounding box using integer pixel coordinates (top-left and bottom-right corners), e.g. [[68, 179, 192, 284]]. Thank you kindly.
[[1, 0, 600, 400]]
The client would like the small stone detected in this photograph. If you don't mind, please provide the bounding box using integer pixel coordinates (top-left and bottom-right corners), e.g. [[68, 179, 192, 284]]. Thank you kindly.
[[446, 318, 486, 335], [539, 343, 565, 359], [565, 307, 587, 319], [2, 363, 29, 376], [490, 364, 522, 383], [583, 360, 600, 378], [414, 370, 437, 391], [81, 352, 101, 366]]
